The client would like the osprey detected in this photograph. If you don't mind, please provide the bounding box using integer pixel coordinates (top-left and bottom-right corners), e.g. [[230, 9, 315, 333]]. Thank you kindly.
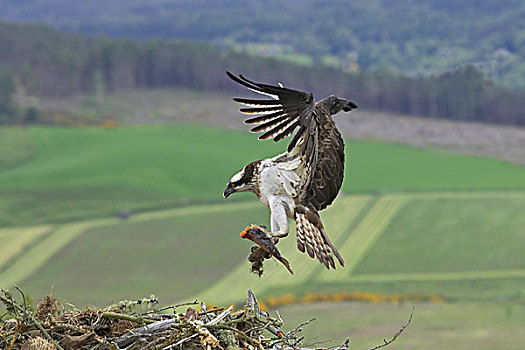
[[223, 72, 357, 269]]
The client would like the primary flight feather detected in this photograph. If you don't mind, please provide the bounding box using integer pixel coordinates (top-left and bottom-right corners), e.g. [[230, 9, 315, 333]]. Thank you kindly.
[[223, 72, 357, 269]]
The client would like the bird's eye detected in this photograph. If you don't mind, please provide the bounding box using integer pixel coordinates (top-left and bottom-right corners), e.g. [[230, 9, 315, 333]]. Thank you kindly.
[[230, 183, 235, 188]]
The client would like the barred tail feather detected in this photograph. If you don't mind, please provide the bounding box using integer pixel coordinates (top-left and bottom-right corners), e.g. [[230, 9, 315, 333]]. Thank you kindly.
[[296, 215, 306, 253], [294, 206, 345, 269]]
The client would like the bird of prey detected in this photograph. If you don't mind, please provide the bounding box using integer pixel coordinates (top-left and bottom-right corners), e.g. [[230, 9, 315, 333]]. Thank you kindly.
[[223, 72, 357, 269]]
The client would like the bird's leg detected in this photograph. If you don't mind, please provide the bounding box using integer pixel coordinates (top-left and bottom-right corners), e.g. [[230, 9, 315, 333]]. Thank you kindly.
[[269, 231, 288, 238], [269, 199, 290, 241]]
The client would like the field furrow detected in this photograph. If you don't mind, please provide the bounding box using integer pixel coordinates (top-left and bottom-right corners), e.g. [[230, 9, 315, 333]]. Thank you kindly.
[[0, 201, 262, 289], [318, 195, 408, 282], [0, 223, 91, 288], [0, 225, 53, 270], [291, 195, 371, 277]]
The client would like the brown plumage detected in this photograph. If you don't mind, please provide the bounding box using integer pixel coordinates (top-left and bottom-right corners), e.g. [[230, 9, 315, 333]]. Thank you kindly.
[[226, 72, 357, 269]]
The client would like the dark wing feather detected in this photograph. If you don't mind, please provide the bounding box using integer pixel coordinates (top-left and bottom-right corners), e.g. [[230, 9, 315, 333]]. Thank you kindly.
[[303, 109, 346, 211], [227, 72, 315, 146], [244, 111, 286, 125]]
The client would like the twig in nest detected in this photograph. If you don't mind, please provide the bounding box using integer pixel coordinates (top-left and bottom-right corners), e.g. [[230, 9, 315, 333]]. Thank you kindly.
[[271, 317, 315, 347], [13, 285, 27, 314], [286, 317, 316, 338], [207, 305, 233, 325], [143, 300, 198, 315], [1, 288, 65, 350], [102, 311, 155, 324], [165, 333, 199, 349], [368, 306, 415, 350], [114, 317, 181, 348], [199, 307, 225, 316]]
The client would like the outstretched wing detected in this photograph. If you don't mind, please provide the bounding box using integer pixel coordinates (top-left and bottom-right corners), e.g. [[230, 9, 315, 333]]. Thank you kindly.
[[227, 71, 316, 150], [228, 72, 320, 201]]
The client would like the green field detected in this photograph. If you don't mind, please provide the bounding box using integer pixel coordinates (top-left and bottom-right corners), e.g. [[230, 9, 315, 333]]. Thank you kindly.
[[1, 125, 525, 348], [355, 196, 525, 274], [2, 191, 524, 348], [0, 128, 36, 171], [278, 302, 525, 350], [2, 192, 524, 305], [18, 204, 265, 305], [1, 125, 524, 227]]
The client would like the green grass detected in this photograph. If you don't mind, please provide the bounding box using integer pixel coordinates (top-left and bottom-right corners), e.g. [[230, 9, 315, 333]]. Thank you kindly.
[[0, 223, 92, 289], [2, 191, 524, 307], [18, 204, 268, 306], [196, 192, 525, 305], [277, 302, 525, 350], [294, 194, 525, 303], [355, 196, 525, 274], [0, 187, 179, 227], [0, 125, 282, 226], [0, 225, 51, 269], [345, 141, 525, 192], [319, 195, 409, 281], [0, 127, 36, 171], [0, 125, 275, 194], [1, 125, 524, 227]]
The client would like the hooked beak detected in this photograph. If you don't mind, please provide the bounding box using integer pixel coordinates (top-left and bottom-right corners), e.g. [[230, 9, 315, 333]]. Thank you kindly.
[[223, 186, 235, 198], [343, 101, 357, 112]]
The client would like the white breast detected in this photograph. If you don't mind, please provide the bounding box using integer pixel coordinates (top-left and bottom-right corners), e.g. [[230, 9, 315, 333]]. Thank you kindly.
[[258, 153, 304, 217]]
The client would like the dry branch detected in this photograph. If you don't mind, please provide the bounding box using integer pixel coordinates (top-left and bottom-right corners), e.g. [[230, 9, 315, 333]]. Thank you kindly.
[[368, 306, 415, 350], [1, 287, 413, 350], [114, 317, 181, 348]]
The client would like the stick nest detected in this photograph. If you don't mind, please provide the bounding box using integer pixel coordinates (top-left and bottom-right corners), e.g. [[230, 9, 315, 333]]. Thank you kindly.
[[1, 288, 349, 350]]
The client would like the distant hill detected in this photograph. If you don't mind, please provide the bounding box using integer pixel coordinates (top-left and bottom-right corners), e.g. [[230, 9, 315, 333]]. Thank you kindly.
[[2, 21, 525, 126], [2, 0, 525, 88]]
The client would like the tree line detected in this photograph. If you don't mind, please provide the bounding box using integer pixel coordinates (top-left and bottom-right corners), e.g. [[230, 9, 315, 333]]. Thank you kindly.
[[1, 22, 525, 126], [3, 0, 525, 88]]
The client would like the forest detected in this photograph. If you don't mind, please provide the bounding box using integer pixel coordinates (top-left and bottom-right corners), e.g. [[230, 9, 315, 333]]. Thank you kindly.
[[1, 22, 525, 126], [2, 0, 525, 88]]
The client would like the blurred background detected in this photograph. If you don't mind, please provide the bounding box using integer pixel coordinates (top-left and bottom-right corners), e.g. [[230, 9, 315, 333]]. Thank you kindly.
[[1, 1, 525, 348]]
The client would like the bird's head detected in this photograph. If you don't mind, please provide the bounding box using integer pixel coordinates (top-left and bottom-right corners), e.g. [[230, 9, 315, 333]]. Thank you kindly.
[[324, 96, 358, 114], [223, 161, 259, 198]]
